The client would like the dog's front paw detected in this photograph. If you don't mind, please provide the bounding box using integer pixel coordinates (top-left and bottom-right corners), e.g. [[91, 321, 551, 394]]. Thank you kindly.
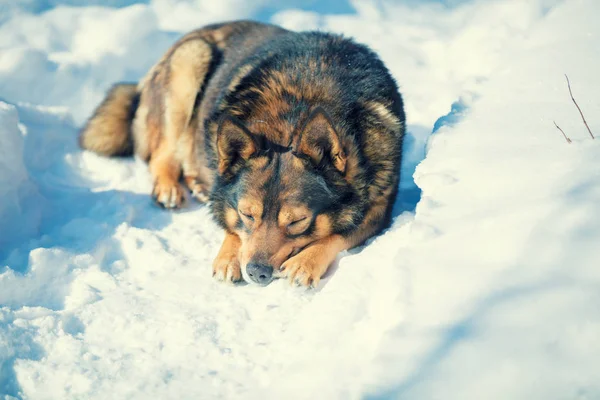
[[152, 180, 186, 209], [280, 255, 324, 288], [184, 176, 210, 203], [212, 255, 242, 283]]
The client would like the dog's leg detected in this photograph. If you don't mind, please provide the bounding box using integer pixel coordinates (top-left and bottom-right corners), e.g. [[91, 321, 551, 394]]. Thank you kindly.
[[179, 113, 213, 203], [280, 199, 392, 287], [149, 38, 214, 208], [150, 143, 185, 208], [279, 234, 347, 287], [213, 232, 242, 282]]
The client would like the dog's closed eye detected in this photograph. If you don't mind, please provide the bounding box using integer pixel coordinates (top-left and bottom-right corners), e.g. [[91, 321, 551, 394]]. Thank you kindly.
[[287, 216, 310, 235], [287, 216, 307, 227], [239, 210, 254, 221]]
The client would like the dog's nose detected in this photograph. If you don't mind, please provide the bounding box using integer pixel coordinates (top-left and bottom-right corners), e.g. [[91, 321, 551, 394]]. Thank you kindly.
[[246, 263, 273, 285]]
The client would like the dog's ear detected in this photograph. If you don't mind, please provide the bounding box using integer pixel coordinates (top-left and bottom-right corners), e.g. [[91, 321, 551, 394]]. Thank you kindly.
[[294, 107, 346, 173], [217, 115, 259, 175]]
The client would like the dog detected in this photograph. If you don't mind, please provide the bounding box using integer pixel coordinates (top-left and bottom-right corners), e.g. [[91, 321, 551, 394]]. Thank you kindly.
[[79, 20, 405, 287]]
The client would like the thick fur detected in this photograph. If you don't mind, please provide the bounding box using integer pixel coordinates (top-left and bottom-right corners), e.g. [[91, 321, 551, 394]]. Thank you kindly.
[[80, 20, 405, 287], [79, 83, 138, 157]]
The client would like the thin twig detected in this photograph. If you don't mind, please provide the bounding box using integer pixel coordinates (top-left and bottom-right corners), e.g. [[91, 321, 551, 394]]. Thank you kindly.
[[565, 74, 595, 139], [553, 120, 571, 144]]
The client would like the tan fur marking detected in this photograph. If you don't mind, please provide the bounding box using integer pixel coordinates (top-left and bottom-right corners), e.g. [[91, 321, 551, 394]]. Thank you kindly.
[[292, 156, 305, 170], [224, 207, 239, 230], [209, 24, 235, 47], [280, 234, 346, 287], [166, 38, 211, 148], [365, 101, 402, 133], [227, 64, 254, 93], [213, 232, 242, 282], [313, 214, 333, 238], [250, 156, 269, 170]]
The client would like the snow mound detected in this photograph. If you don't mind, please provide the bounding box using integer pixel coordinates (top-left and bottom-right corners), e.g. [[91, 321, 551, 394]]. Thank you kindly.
[[365, 1, 600, 398], [0, 5, 179, 125], [0, 102, 41, 255]]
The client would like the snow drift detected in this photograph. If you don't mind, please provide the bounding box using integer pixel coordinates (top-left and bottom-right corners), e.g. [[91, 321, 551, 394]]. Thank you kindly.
[[0, 103, 41, 255]]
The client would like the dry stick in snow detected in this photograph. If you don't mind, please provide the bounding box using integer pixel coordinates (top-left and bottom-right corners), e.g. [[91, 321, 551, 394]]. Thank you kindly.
[[554, 120, 572, 144], [565, 74, 595, 139]]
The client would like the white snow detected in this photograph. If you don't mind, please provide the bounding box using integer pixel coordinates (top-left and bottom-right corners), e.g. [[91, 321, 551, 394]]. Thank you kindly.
[[0, 103, 42, 255], [1, 0, 599, 399]]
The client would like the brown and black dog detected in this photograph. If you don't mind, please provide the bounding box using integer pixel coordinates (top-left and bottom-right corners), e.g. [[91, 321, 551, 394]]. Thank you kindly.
[[80, 20, 405, 287]]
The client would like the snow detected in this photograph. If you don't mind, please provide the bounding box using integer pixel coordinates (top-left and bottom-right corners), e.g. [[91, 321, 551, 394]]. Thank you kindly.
[[1, 0, 599, 399], [0, 103, 42, 255]]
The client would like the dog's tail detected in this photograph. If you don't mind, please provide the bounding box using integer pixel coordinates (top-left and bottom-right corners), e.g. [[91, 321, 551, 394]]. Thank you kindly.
[[79, 83, 139, 157]]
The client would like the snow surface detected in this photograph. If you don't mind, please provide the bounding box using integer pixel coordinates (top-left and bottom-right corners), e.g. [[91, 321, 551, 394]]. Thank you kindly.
[[0, 103, 41, 253], [1, 0, 599, 399]]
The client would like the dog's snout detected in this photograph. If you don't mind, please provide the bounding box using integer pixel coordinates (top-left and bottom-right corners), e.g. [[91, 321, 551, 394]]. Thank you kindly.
[[246, 263, 273, 285]]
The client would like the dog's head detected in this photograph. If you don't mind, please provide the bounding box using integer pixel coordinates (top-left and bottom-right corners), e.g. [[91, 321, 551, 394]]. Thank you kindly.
[[211, 107, 360, 285]]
